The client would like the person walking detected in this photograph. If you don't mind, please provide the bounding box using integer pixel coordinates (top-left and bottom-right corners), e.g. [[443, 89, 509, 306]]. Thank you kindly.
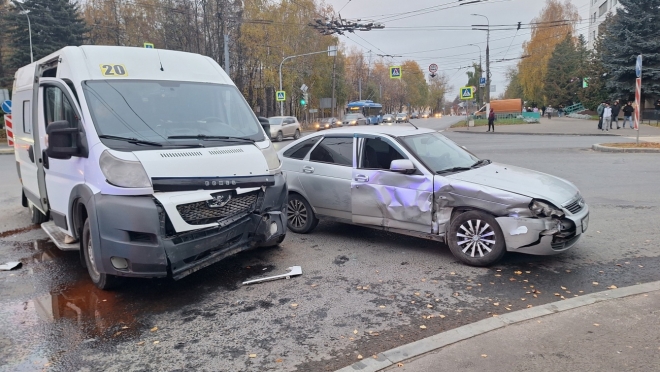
[[546, 105, 553, 119], [558, 105, 564, 118], [596, 101, 605, 130], [602, 102, 612, 132], [611, 100, 621, 129], [654, 99, 660, 121], [487, 108, 495, 132], [541, 105, 546, 116], [622, 101, 634, 128]]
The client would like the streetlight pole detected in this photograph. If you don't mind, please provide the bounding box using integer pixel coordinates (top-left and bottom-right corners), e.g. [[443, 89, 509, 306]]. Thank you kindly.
[[468, 43, 483, 107], [15, 0, 34, 63], [472, 14, 490, 103], [279, 50, 329, 116]]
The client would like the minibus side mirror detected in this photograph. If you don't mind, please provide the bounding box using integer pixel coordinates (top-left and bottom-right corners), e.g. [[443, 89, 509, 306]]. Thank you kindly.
[[46, 120, 81, 159], [258, 116, 271, 138]]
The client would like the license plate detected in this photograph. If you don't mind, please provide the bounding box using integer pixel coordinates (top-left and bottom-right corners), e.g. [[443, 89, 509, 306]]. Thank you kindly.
[[582, 214, 589, 233]]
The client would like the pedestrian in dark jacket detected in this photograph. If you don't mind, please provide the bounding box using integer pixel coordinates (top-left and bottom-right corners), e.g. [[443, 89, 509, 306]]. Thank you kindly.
[[622, 101, 634, 129], [487, 108, 495, 132], [596, 102, 605, 129], [611, 100, 621, 129], [541, 106, 546, 116]]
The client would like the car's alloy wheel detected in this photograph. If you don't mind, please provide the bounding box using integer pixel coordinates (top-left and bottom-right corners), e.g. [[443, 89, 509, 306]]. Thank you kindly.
[[456, 219, 495, 258], [286, 194, 318, 234], [293, 130, 301, 140], [447, 211, 505, 266], [276, 131, 283, 142]]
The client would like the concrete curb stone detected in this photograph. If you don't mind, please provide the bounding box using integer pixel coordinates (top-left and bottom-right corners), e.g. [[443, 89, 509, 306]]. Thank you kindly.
[[0, 147, 14, 155], [333, 280, 660, 372], [592, 143, 660, 153], [451, 130, 616, 137]]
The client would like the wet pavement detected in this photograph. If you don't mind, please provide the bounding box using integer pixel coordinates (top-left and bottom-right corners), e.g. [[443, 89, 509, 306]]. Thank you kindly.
[[1, 118, 659, 371]]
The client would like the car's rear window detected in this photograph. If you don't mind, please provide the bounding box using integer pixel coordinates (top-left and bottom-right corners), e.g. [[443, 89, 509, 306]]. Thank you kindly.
[[283, 137, 321, 159]]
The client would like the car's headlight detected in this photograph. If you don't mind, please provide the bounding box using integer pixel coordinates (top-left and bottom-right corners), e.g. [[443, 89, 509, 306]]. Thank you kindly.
[[350, 120, 357, 124], [99, 150, 151, 188], [325, 124, 330, 128], [529, 199, 565, 218]]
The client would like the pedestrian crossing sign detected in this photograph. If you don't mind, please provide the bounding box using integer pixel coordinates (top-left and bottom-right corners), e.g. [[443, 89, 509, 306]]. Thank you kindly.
[[460, 86, 474, 100], [276, 91, 286, 102], [390, 66, 402, 79]]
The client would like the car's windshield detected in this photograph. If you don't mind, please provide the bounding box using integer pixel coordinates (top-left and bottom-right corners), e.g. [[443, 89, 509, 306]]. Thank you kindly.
[[82, 80, 264, 149], [268, 117, 284, 125], [400, 132, 480, 173], [345, 114, 360, 119], [320, 118, 334, 123]]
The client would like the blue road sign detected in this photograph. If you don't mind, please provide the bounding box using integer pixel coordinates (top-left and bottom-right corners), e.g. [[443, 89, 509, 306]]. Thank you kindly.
[[1, 100, 11, 114], [460, 87, 474, 100], [479, 77, 486, 86], [635, 55, 642, 78], [276, 90, 286, 102]]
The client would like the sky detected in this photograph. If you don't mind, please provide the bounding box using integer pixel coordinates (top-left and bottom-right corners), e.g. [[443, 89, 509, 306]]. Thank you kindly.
[[321, 0, 592, 100]]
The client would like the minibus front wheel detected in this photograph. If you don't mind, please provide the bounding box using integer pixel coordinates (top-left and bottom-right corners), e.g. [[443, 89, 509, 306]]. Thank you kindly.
[[82, 219, 123, 290]]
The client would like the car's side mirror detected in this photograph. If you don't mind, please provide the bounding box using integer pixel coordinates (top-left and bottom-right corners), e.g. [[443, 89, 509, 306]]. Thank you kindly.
[[46, 120, 82, 159], [390, 159, 416, 174]]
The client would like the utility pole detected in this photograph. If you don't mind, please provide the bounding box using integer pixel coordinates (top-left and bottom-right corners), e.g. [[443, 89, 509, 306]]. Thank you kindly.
[[15, 1, 33, 63], [469, 43, 483, 107], [358, 78, 362, 100], [472, 14, 490, 103], [332, 46, 337, 117], [224, 34, 229, 73]]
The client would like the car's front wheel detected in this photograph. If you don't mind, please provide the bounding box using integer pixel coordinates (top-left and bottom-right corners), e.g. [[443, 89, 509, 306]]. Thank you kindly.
[[286, 194, 318, 234], [293, 129, 301, 140], [276, 131, 283, 142], [447, 211, 506, 266]]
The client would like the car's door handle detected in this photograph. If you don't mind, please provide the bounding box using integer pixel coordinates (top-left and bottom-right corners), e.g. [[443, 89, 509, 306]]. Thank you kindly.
[[302, 166, 314, 174], [354, 174, 369, 182]]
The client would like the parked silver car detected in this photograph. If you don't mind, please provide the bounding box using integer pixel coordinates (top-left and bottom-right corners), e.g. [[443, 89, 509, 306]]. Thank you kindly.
[[343, 113, 368, 126], [278, 126, 589, 266], [268, 116, 302, 141]]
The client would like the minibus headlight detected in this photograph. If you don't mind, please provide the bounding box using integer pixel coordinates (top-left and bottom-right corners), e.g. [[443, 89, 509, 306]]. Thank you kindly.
[[260, 143, 281, 172], [99, 150, 152, 188]]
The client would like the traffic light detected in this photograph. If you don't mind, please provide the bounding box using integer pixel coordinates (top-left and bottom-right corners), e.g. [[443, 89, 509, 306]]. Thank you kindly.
[[300, 92, 308, 106]]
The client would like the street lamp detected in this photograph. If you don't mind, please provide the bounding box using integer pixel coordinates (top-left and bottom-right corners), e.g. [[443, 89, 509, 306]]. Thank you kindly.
[[13, 0, 34, 63], [471, 13, 490, 102]]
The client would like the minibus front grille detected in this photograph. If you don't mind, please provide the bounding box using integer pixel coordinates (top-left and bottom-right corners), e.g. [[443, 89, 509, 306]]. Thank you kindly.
[[176, 192, 258, 225]]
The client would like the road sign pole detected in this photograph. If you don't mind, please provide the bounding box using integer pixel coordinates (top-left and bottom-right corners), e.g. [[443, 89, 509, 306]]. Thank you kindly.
[[279, 50, 330, 116], [635, 54, 642, 145]]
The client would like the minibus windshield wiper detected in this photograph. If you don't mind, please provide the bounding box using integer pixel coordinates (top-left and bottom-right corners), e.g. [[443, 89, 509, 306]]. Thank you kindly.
[[167, 135, 255, 143], [99, 134, 163, 147]]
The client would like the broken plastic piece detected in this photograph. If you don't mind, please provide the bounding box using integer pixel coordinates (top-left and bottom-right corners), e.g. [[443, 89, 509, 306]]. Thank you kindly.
[[510, 226, 528, 236], [242, 266, 302, 285], [0, 261, 22, 271]]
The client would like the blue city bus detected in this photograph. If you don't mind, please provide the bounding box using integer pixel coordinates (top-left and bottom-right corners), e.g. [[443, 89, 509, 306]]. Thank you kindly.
[[346, 100, 383, 124]]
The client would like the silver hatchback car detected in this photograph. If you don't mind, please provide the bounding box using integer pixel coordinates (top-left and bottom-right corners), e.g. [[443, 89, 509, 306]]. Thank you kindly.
[[278, 126, 589, 266]]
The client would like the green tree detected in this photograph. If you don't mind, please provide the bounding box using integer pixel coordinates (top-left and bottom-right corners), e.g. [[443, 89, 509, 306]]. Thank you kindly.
[[4, 0, 87, 71], [543, 34, 582, 106], [577, 27, 609, 110], [464, 62, 484, 106], [503, 67, 524, 100], [600, 0, 660, 104]]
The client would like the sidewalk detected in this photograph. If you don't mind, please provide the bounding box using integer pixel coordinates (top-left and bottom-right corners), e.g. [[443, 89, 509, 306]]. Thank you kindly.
[[336, 281, 660, 372], [449, 116, 660, 139]]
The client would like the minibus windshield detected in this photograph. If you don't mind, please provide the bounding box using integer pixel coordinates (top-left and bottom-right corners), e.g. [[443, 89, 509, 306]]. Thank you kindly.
[[82, 80, 264, 148]]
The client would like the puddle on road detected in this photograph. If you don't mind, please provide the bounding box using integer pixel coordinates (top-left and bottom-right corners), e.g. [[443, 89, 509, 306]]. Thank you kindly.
[[0, 234, 281, 369]]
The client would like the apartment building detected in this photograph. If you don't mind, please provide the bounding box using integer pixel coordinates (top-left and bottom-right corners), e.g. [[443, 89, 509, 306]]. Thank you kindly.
[[587, 0, 622, 49]]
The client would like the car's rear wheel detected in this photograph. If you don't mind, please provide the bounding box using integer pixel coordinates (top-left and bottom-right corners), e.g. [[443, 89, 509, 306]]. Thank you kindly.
[[293, 129, 301, 140], [286, 194, 318, 234], [276, 131, 283, 142], [82, 219, 123, 290], [447, 211, 506, 267]]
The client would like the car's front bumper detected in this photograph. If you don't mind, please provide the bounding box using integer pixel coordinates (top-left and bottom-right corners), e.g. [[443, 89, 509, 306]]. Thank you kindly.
[[496, 204, 589, 255]]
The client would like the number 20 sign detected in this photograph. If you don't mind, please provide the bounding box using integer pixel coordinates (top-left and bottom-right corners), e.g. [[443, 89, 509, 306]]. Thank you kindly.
[[99, 64, 128, 77]]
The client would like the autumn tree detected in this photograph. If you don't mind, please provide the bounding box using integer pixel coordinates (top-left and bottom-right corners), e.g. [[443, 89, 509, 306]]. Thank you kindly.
[[543, 34, 583, 106], [517, 0, 579, 105], [428, 73, 450, 112], [503, 67, 524, 100]]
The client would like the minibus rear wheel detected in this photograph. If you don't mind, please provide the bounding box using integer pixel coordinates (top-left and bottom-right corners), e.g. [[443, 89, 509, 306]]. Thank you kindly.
[[29, 201, 48, 225]]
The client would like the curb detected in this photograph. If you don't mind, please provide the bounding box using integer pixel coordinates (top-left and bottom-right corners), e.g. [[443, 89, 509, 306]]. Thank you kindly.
[[592, 143, 660, 153], [334, 280, 660, 372], [0, 147, 14, 155], [450, 130, 617, 137]]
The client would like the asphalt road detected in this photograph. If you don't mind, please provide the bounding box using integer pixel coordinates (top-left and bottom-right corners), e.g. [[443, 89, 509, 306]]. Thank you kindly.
[[1, 116, 659, 372]]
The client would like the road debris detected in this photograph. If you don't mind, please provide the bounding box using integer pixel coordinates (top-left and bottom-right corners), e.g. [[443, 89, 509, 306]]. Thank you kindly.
[[0, 261, 21, 271], [242, 266, 302, 285]]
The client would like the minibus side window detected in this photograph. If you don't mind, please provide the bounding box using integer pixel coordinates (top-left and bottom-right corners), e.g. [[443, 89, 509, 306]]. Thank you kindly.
[[44, 86, 77, 127]]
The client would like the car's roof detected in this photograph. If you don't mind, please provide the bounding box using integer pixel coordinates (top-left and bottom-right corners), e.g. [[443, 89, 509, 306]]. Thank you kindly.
[[303, 125, 435, 137], [268, 116, 293, 119]]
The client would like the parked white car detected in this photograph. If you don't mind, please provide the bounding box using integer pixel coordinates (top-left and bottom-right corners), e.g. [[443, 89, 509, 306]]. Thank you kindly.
[[278, 126, 589, 267], [268, 116, 301, 141]]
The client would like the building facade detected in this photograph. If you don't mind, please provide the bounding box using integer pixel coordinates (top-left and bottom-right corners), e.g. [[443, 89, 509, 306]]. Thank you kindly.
[[588, 0, 622, 49]]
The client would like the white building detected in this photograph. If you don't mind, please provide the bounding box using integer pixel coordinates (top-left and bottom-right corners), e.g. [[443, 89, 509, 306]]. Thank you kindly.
[[588, 0, 622, 49]]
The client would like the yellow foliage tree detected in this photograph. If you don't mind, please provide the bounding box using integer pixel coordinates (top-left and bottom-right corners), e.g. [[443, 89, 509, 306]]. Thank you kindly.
[[517, 0, 579, 105]]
